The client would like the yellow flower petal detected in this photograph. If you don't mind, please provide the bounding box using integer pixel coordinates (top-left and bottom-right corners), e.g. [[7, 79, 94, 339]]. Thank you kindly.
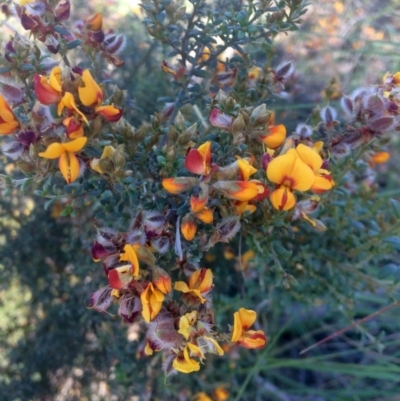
[[237, 158, 257, 181], [238, 308, 257, 330], [231, 311, 243, 343], [270, 186, 296, 210], [174, 281, 190, 293], [78, 70, 103, 107], [290, 157, 315, 191], [267, 153, 297, 185], [260, 124, 286, 149], [62, 136, 87, 153], [295, 143, 323, 172], [58, 92, 88, 124], [49, 66, 62, 92], [38, 142, 65, 159], [59, 151, 80, 184], [172, 346, 200, 373], [119, 244, 140, 277]]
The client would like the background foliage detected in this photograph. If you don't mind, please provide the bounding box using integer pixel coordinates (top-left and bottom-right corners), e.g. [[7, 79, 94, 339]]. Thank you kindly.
[[1, 0, 400, 400]]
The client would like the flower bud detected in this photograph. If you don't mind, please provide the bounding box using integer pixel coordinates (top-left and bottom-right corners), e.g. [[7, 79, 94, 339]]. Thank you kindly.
[[55, 0, 70, 21], [250, 104, 271, 126], [153, 267, 172, 294], [112, 144, 126, 169], [181, 213, 197, 241], [174, 111, 186, 131], [232, 114, 245, 134]]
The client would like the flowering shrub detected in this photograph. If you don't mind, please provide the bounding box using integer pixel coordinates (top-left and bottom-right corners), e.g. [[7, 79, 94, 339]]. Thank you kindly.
[[1, 0, 400, 394]]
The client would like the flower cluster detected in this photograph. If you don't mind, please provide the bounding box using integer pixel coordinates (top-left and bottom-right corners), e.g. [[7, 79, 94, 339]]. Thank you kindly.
[[90, 221, 266, 375]]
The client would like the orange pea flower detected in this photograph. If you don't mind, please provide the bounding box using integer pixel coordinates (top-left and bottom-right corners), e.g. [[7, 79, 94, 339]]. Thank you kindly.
[[174, 268, 213, 304], [78, 69, 103, 107], [63, 117, 84, 139], [181, 214, 197, 241], [86, 12, 103, 31], [162, 177, 198, 194], [0, 94, 19, 135], [291, 144, 334, 194], [196, 207, 213, 224], [370, 151, 390, 165], [153, 267, 172, 294], [212, 180, 260, 201], [38, 137, 87, 184], [119, 244, 140, 277], [266, 152, 315, 210], [185, 141, 212, 176], [141, 282, 165, 323], [231, 308, 267, 349], [58, 92, 88, 124], [78, 70, 123, 122], [237, 158, 257, 181], [173, 344, 202, 373], [259, 124, 286, 149], [95, 105, 123, 122], [34, 66, 62, 105]]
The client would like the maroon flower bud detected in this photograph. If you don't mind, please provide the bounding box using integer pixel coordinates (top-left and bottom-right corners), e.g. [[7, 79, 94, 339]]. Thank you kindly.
[[55, 0, 70, 21], [16, 130, 38, 147], [72, 66, 84, 75], [91, 30, 105, 43], [89, 286, 113, 312], [261, 153, 272, 170], [45, 34, 60, 54], [118, 293, 141, 322], [104, 33, 126, 55], [21, 13, 39, 30]]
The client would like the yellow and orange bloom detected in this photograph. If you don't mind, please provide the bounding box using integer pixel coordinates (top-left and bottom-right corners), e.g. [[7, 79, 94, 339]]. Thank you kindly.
[[181, 214, 197, 241], [77, 70, 123, 122], [0, 94, 19, 135], [234, 200, 257, 215], [174, 268, 213, 304], [266, 152, 315, 210], [153, 267, 172, 294], [58, 92, 88, 124], [162, 177, 198, 194], [185, 141, 212, 176], [291, 144, 334, 194], [78, 69, 103, 107], [190, 193, 208, 213], [34, 66, 62, 105], [214, 386, 230, 401], [86, 12, 103, 31], [237, 158, 257, 181], [178, 310, 198, 340], [119, 244, 140, 277], [95, 105, 123, 122], [196, 207, 213, 224], [141, 282, 165, 323], [63, 116, 84, 139], [212, 180, 260, 202], [370, 151, 390, 165], [259, 124, 286, 149], [231, 308, 267, 349], [173, 344, 201, 373], [38, 136, 87, 184]]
